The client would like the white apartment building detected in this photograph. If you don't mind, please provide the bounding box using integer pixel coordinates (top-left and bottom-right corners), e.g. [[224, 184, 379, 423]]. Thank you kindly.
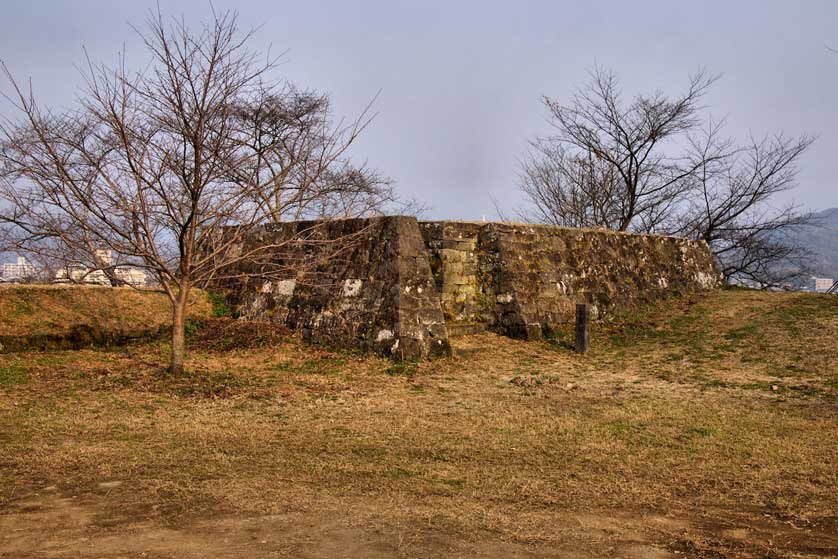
[[54, 250, 148, 287], [0, 256, 36, 281], [813, 277, 835, 293], [54, 266, 111, 285], [114, 266, 148, 287], [94, 248, 113, 267]]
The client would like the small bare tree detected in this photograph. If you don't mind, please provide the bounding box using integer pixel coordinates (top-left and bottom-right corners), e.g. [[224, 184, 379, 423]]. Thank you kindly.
[[0, 9, 390, 372], [229, 83, 397, 222], [519, 68, 816, 286], [529, 67, 718, 232], [673, 121, 816, 286]]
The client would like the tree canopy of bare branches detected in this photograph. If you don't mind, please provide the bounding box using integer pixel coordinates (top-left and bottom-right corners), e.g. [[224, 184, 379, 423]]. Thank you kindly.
[[0, 9, 394, 372], [229, 84, 397, 222], [519, 68, 816, 287], [519, 142, 624, 229], [673, 121, 816, 286], [535, 67, 718, 232]]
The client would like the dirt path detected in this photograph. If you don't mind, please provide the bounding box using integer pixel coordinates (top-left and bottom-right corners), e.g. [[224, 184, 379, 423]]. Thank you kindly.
[[3, 488, 836, 558]]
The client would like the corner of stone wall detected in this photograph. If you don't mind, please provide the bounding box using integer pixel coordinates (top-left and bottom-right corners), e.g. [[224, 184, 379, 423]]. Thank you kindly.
[[394, 217, 452, 360], [216, 216, 452, 362]]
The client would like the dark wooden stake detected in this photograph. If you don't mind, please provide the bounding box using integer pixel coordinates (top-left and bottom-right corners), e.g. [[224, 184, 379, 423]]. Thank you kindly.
[[575, 303, 590, 354]]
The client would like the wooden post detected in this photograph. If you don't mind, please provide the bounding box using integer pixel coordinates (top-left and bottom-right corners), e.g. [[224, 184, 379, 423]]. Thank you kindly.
[[575, 303, 590, 354]]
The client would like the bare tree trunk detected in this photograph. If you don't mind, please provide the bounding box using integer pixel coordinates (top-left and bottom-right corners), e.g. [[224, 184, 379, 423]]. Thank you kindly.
[[170, 287, 188, 374], [618, 213, 632, 232]]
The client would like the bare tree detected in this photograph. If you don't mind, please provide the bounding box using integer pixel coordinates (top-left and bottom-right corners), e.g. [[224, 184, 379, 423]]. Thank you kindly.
[[673, 121, 816, 286], [529, 67, 718, 232], [0, 9, 390, 372], [228, 83, 398, 222], [519, 68, 816, 286]]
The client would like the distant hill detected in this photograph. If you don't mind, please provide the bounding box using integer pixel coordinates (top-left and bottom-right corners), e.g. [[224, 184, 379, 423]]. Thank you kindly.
[[788, 208, 838, 280]]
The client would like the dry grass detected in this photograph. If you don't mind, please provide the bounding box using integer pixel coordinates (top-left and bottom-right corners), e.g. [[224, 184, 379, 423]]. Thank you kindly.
[[0, 284, 212, 338], [1, 288, 837, 557]]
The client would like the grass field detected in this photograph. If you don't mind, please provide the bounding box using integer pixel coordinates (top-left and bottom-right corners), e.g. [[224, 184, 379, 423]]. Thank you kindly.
[[1, 288, 837, 558], [0, 285, 212, 350]]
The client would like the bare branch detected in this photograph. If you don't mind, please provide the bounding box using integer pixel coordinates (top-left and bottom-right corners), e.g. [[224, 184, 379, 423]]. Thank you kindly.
[[530, 67, 718, 232]]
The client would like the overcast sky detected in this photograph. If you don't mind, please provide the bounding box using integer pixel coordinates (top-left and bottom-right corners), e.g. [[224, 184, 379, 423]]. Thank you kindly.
[[1, 0, 836, 220]]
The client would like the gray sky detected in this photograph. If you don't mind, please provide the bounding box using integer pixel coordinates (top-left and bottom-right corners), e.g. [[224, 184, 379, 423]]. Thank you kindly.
[[1, 0, 836, 220]]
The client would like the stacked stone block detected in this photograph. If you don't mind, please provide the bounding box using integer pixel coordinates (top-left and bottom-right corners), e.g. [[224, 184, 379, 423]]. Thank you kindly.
[[419, 222, 484, 322]]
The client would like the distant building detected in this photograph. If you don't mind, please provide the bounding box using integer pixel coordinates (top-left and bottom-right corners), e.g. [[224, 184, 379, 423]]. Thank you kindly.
[[114, 266, 148, 287], [94, 248, 113, 267], [813, 277, 834, 293], [54, 265, 111, 285], [53, 250, 148, 287], [0, 256, 36, 282]]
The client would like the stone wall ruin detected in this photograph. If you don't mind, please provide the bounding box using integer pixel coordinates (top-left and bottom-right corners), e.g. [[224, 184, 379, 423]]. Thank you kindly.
[[420, 221, 721, 340], [216, 216, 722, 360]]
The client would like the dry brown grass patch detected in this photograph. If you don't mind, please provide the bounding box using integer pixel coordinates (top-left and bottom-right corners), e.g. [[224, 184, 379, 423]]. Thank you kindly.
[[0, 284, 212, 339], [1, 288, 837, 557]]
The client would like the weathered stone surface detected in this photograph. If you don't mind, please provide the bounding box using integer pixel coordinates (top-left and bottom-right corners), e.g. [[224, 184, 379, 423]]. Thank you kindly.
[[215, 216, 451, 361], [216, 217, 721, 360], [420, 222, 485, 323], [420, 221, 722, 340]]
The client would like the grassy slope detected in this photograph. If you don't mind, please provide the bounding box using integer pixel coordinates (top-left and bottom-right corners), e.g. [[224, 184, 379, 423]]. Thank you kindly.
[[0, 285, 212, 338], [0, 288, 836, 557]]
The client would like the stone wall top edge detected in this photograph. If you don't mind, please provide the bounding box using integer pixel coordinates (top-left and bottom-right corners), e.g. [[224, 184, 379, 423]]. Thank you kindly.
[[226, 215, 704, 245], [418, 220, 703, 244]]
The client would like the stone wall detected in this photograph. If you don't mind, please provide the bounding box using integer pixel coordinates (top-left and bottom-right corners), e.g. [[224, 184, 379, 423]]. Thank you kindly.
[[420, 221, 721, 340], [218, 216, 451, 361], [217, 216, 721, 359], [419, 221, 484, 322]]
